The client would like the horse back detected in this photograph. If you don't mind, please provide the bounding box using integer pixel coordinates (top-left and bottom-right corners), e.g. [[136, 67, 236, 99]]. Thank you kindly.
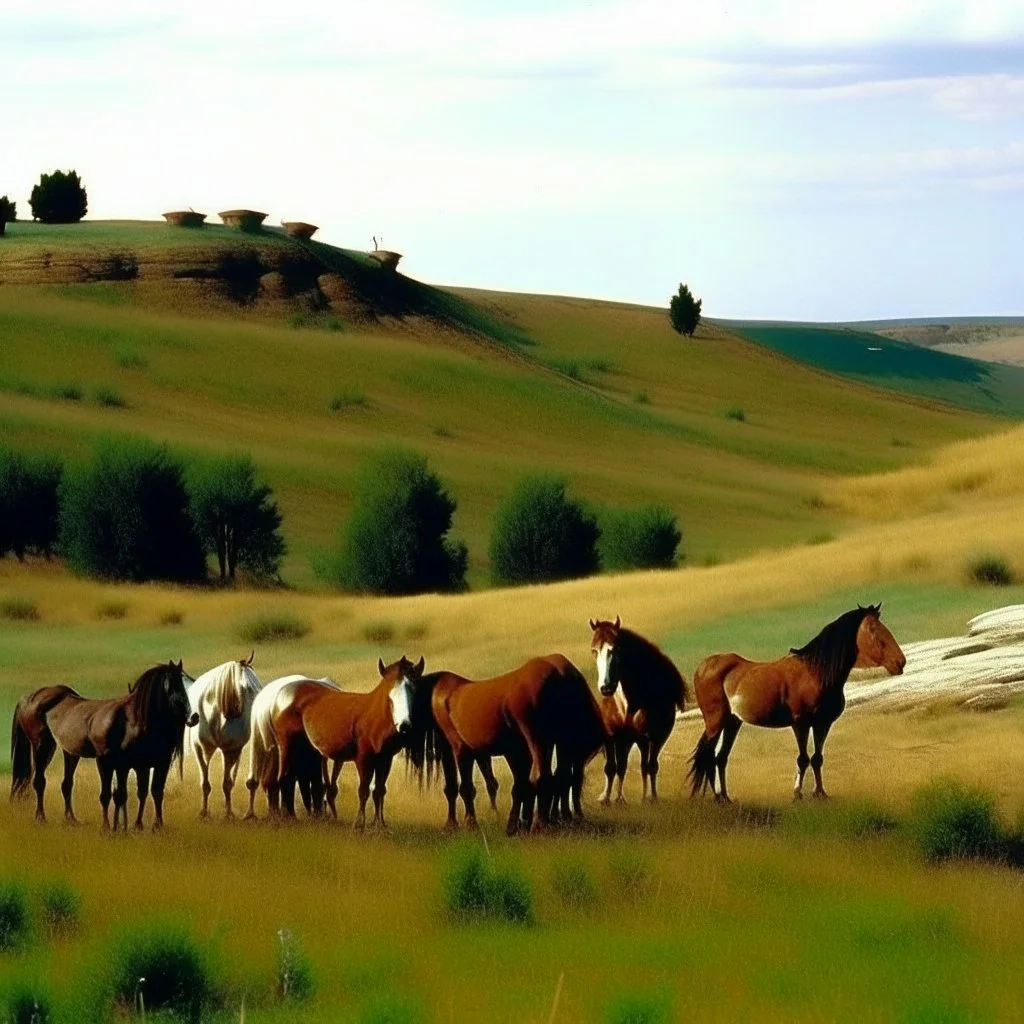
[[44, 691, 127, 758]]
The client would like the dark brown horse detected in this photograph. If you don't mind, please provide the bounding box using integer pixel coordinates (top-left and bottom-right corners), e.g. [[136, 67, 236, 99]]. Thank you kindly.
[[426, 654, 600, 835], [589, 616, 686, 804], [10, 661, 199, 830], [272, 656, 425, 828], [689, 604, 905, 802]]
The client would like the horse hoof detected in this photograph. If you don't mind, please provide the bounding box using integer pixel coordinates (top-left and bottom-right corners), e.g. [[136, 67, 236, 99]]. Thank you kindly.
[[464, 816, 478, 832], [615, 796, 627, 806], [598, 797, 611, 807], [134, 821, 144, 831], [198, 810, 209, 820], [792, 790, 804, 802], [812, 790, 830, 801]]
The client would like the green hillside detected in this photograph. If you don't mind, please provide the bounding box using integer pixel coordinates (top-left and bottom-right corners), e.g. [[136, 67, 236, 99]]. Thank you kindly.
[[0, 221, 1000, 587], [727, 323, 1024, 417]]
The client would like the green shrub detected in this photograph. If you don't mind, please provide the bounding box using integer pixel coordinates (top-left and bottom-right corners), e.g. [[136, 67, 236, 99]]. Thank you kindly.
[[107, 919, 218, 1022], [360, 994, 426, 1024], [287, 312, 306, 329], [0, 882, 31, 952], [239, 613, 310, 644], [29, 169, 88, 224], [39, 879, 81, 937], [725, 405, 746, 422], [92, 385, 126, 408], [489, 475, 600, 586], [114, 348, 148, 370], [188, 453, 285, 582], [608, 849, 650, 894], [329, 388, 367, 412], [909, 778, 1005, 863], [604, 990, 672, 1024], [551, 859, 599, 910], [442, 844, 534, 925], [276, 929, 315, 1002], [50, 384, 82, 401], [0, 447, 62, 561], [599, 505, 681, 571], [0, 598, 39, 622], [363, 621, 395, 644], [2, 978, 53, 1024], [59, 436, 206, 583], [95, 600, 128, 621], [632, 390, 650, 404], [318, 448, 467, 596], [668, 282, 701, 336], [159, 609, 184, 626], [967, 555, 1014, 586], [325, 315, 345, 332]]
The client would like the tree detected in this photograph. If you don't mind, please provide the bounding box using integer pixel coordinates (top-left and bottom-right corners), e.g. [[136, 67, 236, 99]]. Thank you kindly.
[[29, 170, 88, 224], [489, 475, 600, 586], [668, 282, 702, 337], [0, 448, 62, 560], [189, 455, 285, 583], [318, 448, 467, 595], [59, 437, 205, 582], [0, 196, 15, 236], [599, 505, 682, 571]]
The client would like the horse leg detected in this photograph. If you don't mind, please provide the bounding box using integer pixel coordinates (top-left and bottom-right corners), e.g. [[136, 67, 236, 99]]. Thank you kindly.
[[354, 756, 372, 831], [647, 733, 666, 803], [32, 730, 57, 822], [478, 757, 500, 814], [715, 714, 742, 803], [151, 763, 170, 831], [792, 722, 811, 800], [222, 749, 242, 819], [439, 742, 460, 831], [530, 744, 554, 834], [372, 757, 394, 829], [599, 739, 615, 806], [615, 737, 631, 804], [506, 751, 530, 836], [457, 751, 478, 830], [327, 760, 343, 819], [639, 737, 651, 802], [572, 759, 586, 820], [98, 760, 114, 829], [811, 720, 833, 799], [113, 766, 129, 833], [61, 752, 80, 823], [134, 765, 151, 830], [244, 732, 263, 820], [195, 743, 211, 818]]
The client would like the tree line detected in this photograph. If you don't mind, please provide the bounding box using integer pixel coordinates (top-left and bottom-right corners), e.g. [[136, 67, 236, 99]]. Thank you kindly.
[[1, 440, 682, 593]]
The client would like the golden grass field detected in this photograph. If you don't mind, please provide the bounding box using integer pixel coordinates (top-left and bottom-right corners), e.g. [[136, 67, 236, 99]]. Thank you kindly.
[[2, 225, 1024, 1021]]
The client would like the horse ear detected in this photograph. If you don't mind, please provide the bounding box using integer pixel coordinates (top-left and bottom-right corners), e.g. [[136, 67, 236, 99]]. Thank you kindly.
[[874, 602, 882, 615], [378, 657, 386, 677], [588, 619, 597, 631], [614, 614, 621, 629], [414, 655, 425, 676]]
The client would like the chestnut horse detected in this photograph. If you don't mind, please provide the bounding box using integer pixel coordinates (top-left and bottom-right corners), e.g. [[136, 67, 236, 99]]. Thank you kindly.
[[589, 616, 686, 804], [689, 604, 905, 802], [272, 656, 425, 828], [10, 661, 199, 830], [427, 654, 598, 835]]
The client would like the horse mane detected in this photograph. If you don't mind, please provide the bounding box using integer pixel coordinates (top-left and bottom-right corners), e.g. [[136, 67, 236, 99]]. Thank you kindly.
[[405, 671, 445, 781], [618, 629, 687, 711], [211, 662, 259, 721], [789, 606, 876, 689], [129, 664, 186, 775]]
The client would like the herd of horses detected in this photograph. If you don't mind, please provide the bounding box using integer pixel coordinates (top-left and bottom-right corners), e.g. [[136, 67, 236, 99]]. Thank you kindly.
[[9, 605, 906, 834]]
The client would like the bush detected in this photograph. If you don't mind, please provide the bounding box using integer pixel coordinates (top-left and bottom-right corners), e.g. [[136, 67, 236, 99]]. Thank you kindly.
[[668, 282, 702, 337], [489, 475, 600, 586], [360, 994, 427, 1024], [114, 348, 148, 370], [329, 388, 367, 411], [0, 196, 15, 236], [29, 170, 88, 224], [50, 384, 82, 401], [59, 436, 206, 582], [239, 612, 310, 644], [2, 979, 53, 1024], [319, 448, 467, 596], [39, 879, 81, 937], [95, 600, 128, 621], [159, 609, 184, 626], [188, 454, 285, 582], [725, 405, 746, 422], [599, 505, 681, 571], [363, 621, 395, 644], [0, 598, 39, 622], [967, 555, 1014, 587], [92, 385, 125, 408], [107, 920, 218, 1022], [632, 390, 650, 404], [0, 882, 31, 952], [442, 844, 534, 925], [551, 859, 599, 910], [276, 929, 315, 1002], [604, 990, 672, 1024], [0, 448, 62, 561], [608, 849, 650, 894], [909, 778, 1005, 863]]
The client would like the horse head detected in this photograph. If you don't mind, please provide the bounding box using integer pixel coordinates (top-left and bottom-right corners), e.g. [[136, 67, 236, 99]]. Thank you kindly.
[[378, 655, 426, 736], [855, 604, 906, 676], [167, 660, 200, 728], [589, 615, 622, 696]]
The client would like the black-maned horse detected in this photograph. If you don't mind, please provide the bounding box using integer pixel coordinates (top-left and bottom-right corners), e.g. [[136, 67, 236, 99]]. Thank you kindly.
[[589, 617, 686, 803], [10, 661, 199, 830]]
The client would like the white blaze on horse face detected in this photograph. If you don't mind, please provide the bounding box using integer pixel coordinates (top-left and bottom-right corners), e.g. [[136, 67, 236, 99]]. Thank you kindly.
[[596, 643, 615, 694], [389, 677, 414, 732]]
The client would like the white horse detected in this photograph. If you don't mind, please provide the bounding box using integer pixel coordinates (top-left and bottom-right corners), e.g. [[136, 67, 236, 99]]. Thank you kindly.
[[186, 654, 263, 818], [245, 674, 341, 819]]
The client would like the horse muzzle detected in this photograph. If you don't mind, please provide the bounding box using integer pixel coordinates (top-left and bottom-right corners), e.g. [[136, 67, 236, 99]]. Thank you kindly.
[[186, 712, 200, 728], [398, 721, 412, 736], [599, 685, 616, 698]]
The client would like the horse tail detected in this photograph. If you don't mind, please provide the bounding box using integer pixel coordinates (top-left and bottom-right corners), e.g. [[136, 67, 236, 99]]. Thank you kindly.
[[10, 707, 33, 800], [406, 672, 444, 787], [687, 732, 718, 798]]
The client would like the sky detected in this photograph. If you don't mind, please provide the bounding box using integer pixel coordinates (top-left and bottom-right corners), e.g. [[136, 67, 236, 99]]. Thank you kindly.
[[2, 0, 1023, 319]]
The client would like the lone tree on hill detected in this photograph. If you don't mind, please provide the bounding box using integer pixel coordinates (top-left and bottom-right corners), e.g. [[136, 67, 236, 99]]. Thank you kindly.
[[0, 196, 15, 235], [668, 282, 702, 336], [189, 454, 285, 583], [29, 170, 88, 224]]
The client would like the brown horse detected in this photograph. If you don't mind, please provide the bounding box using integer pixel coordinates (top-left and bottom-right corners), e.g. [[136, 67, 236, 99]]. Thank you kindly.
[[426, 654, 598, 835], [10, 661, 199, 830], [689, 604, 905, 802], [589, 616, 686, 804], [272, 656, 425, 828]]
